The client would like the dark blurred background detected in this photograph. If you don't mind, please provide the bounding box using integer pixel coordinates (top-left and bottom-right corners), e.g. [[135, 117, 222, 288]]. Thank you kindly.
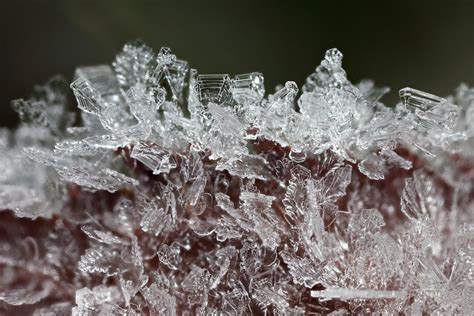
[[2, 0, 474, 127]]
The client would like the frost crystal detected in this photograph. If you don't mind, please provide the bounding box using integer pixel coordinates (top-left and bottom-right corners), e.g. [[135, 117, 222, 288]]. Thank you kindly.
[[1, 41, 473, 314]]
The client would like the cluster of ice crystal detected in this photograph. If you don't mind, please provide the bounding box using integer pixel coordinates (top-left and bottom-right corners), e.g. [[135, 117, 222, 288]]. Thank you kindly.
[[1, 40, 473, 314]]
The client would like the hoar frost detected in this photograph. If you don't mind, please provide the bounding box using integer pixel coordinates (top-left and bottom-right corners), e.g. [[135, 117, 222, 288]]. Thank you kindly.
[[0, 40, 473, 314]]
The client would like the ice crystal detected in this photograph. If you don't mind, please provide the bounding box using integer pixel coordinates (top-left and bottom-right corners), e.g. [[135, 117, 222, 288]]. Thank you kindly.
[[1, 41, 473, 314]]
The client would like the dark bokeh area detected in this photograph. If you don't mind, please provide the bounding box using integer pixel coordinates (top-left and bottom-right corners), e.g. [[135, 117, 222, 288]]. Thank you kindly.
[[1, 0, 474, 127]]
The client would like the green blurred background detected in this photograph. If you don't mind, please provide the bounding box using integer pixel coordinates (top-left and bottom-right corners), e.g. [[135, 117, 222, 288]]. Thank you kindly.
[[2, 0, 474, 127]]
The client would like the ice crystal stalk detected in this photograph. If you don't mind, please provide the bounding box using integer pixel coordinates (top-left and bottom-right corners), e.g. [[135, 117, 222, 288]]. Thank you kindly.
[[0, 40, 473, 315]]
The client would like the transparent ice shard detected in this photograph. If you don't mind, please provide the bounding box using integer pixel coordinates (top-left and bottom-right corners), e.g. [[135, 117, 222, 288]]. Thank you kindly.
[[196, 74, 232, 105], [357, 79, 390, 104], [299, 180, 326, 262], [401, 171, 444, 222], [239, 191, 280, 250], [269, 81, 298, 106], [183, 175, 207, 207], [221, 281, 251, 313], [208, 246, 236, 289], [231, 72, 265, 105], [71, 65, 123, 115], [130, 141, 177, 175], [207, 102, 245, 135], [81, 225, 128, 245], [317, 164, 352, 203], [54, 139, 102, 157], [311, 288, 407, 300], [380, 149, 412, 170], [282, 165, 311, 223], [149, 47, 190, 101], [216, 154, 269, 180], [280, 248, 321, 288], [358, 154, 386, 180], [71, 65, 133, 131], [125, 83, 161, 125], [400, 87, 446, 111], [216, 192, 280, 250]]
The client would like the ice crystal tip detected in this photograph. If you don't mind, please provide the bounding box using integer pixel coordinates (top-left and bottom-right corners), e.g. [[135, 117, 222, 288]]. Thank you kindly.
[[157, 47, 176, 65], [1, 41, 473, 315], [324, 48, 343, 65], [399, 86, 446, 110]]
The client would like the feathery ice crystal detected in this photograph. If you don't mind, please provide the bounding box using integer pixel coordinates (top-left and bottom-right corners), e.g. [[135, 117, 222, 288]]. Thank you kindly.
[[0, 40, 473, 314]]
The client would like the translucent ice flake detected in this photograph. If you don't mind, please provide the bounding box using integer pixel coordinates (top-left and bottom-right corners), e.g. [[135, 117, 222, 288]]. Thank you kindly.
[[216, 191, 280, 250], [216, 154, 269, 180], [23, 147, 138, 192], [231, 72, 265, 105], [401, 170, 445, 222], [400, 87, 446, 111], [72, 65, 123, 114], [196, 74, 232, 105], [130, 141, 177, 174], [71, 65, 134, 131], [269, 81, 298, 106], [125, 83, 161, 125], [81, 225, 128, 245], [357, 79, 390, 104], [150, 47, 189, 101]]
